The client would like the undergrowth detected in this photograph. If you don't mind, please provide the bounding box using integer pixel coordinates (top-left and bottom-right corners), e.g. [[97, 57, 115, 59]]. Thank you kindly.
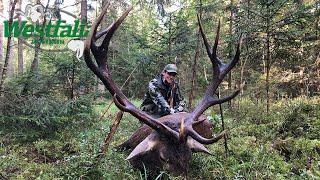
[[0, 96, 319, 179]]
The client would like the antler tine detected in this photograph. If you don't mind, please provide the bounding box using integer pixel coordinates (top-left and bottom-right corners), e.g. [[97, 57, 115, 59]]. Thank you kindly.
[[206, 90, 240, 107], [84, 4, 180, 142], [197, 15, 212, 60], [83, 2, 110, 71], [212, 20, 220, 59], [192, 117, 206, 126], [222, 34, 242, 76], [179, 90, 240, 144], [188, 128, 226, 145], [197, 15, 222, 69], [113, 94, 179, 140], [179, 20, 241, 144], [100, 6, 133, 50], [91, 5, 133, 70], [89, 2, 111, 42]]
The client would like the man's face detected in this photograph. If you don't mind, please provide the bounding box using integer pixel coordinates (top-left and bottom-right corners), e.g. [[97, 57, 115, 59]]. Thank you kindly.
[[163, 71, 177, 85]]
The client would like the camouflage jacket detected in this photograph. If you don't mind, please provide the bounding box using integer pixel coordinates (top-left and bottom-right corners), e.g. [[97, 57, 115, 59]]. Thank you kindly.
[[140, 74, 185, 117]]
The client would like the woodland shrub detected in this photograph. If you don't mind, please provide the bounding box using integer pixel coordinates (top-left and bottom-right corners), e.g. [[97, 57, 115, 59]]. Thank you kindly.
[[0, 93, 95, 140], [202, 97, 320, 179], [278, 101, 319, 140]]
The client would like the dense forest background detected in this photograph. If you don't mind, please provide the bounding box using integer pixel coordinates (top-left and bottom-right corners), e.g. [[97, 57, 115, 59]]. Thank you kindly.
[[0, 0, 319, 179]]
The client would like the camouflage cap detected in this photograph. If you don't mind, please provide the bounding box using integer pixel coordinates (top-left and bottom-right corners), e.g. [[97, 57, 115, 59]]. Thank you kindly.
[[164, 64, 178, 73]]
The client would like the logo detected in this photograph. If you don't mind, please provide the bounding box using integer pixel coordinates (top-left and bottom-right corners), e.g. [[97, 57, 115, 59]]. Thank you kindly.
[[67, 40, 84, 60], [4, 3, 89, 59]]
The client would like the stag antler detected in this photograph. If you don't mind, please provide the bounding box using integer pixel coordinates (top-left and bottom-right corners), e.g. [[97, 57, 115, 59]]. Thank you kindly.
[[84, 3, 241, 148], [179, 16, 242, 144], [83, 4, 180, 141]]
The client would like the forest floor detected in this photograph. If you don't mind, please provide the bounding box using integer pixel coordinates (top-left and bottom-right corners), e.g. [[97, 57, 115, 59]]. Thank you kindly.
[[0, 96, 319, 179]]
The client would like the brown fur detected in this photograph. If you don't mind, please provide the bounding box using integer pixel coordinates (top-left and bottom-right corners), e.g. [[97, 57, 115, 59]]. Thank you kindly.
[[115, 112, 217, 176]]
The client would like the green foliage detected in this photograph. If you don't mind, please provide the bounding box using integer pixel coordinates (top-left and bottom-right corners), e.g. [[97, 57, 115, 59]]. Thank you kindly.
[[184, 97, 319, 179], [0, 93, 95, 141], [278, 101, 319, 139], [0, 0, 319, 179], [1, 97, 319, 179]]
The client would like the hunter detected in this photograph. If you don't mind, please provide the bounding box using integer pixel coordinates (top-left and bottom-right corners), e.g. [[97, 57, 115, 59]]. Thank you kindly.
[[140, 64, 186, 118]]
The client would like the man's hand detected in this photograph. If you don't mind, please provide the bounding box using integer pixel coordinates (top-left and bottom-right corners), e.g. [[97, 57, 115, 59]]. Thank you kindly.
[[170, 108, 175, 114], [177, 106, 184, 112], [173, 105, 184, 113]]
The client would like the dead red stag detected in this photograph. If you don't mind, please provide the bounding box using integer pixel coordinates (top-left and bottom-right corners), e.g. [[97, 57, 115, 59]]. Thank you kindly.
[[83, 4, 241, 176]]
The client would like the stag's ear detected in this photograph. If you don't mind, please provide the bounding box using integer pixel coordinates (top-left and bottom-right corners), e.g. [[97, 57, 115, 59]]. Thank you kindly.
[[126, 133, 159, 160], [187, 137, 211, 155]]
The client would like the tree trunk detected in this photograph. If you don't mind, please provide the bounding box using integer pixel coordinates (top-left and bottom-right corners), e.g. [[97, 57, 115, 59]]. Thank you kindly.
[[0, 0, 3, 79], [188, 32, 199, 108], [70, 57, 75, 99], [239, 0, 251, 97], [21, 0, 48, 95], [188, 0, 202, 109], [266, 4, 271, 114], [29, 0, 43, 74], [71, 0, 86, 98], [68, 0, 87, 99], [228, 0, 235, 109], [0, 0, 17, 95], [18, 0, 23, 75], [7, 38, 14, 77], [81, 0, 87, 23], [168, 14, 173, 61]]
